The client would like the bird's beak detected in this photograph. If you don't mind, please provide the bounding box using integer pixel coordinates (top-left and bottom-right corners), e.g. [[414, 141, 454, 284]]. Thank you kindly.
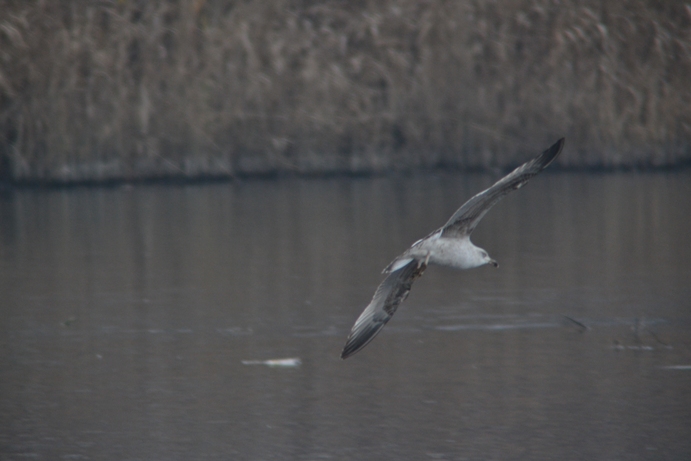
[[489, 259, 498, 268]]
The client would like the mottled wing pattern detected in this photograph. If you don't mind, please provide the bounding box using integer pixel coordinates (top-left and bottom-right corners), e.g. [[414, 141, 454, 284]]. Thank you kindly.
[[440, 138, 564, 238], [341, 260, 427, 359]]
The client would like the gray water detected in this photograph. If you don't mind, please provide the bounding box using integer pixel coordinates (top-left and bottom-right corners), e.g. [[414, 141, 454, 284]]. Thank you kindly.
[[1, 171, 690, 461]]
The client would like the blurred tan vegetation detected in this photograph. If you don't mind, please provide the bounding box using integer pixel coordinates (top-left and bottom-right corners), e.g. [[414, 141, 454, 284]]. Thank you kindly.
[[0, 0, 690, 183]]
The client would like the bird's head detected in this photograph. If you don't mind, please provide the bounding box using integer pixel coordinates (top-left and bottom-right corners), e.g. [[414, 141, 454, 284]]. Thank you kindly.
[[479, 249, 499, 268]]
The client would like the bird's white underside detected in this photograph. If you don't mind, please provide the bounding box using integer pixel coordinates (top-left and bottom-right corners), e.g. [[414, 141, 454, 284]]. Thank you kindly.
[[387, 233, 490, 272]]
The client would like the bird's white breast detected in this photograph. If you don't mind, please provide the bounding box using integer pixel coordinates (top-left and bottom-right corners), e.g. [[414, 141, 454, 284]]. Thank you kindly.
[[415, 237, 485, 270]]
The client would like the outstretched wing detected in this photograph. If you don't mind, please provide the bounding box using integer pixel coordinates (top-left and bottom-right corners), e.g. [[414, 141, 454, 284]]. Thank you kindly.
[[441, 138, 564, 238], [341, 260, 427, 359]]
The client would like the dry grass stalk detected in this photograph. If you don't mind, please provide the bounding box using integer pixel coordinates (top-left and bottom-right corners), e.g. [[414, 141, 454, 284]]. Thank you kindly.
[[0, 0, 689, 183]]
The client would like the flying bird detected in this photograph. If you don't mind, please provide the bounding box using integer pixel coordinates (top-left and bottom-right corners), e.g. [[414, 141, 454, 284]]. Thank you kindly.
[[341, 138, 565, 359]]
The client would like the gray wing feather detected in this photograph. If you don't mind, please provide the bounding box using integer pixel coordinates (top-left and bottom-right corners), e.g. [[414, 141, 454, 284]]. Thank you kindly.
[[341, 260, 426, 359], [441, 138, 564, 238]]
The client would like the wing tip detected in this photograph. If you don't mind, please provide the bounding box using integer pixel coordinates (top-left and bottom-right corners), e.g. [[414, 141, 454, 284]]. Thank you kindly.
[[340, 319, 388, 359], [340, 348, 354, 360], [340, 337, 357, 359], [340, 333, 373, 360], [542, 137, 565, 166]]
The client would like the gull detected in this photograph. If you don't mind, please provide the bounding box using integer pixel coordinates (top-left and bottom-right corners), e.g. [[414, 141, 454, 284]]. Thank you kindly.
[[341, 138, 565, 359]]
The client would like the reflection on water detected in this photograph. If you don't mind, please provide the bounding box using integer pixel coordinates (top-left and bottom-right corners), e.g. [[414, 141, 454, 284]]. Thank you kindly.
[[1, 172, 690, 460]]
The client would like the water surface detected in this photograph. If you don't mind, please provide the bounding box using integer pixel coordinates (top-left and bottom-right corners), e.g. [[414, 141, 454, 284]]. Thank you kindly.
[[1, 171, 690, 460]]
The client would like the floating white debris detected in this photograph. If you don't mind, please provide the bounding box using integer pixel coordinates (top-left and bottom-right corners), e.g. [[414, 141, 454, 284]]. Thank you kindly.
[[241, 357, 301, 367], [661, 365, 691, 370], [611, 344, 655, 351]]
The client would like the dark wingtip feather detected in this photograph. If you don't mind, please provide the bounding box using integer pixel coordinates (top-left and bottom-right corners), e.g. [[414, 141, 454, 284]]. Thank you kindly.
[[540, 137, 565, 167], [340, 321, 386, 359]]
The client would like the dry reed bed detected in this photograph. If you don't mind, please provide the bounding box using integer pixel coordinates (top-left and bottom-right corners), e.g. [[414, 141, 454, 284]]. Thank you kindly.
[[0, 0, 690, 183]]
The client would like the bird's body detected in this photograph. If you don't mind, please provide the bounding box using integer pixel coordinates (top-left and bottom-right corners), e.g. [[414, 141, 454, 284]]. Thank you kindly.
[[385, 233, 495, 273], [340, 138, 565, 359]]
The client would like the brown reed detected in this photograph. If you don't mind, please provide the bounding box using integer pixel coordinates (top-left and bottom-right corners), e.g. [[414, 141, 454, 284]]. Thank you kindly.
[[0, 0, 689, 183]]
